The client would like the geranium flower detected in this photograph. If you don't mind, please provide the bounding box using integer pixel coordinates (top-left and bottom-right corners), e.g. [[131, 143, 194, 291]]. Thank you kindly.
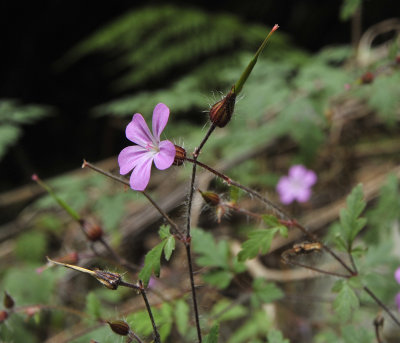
[[276, 165, 317, 205], [118, 103, 176, 191]]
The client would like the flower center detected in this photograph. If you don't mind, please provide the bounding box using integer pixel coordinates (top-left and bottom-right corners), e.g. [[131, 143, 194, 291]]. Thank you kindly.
[[145, 142, 160, 154]]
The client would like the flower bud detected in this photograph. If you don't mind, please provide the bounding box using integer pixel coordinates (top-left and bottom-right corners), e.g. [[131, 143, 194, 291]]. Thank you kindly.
[[3, 291, 14, 309], [81, 220, 103, 241], [199, 190, 221, 206], [0, 310, 8, 323], [209, 87, 236, 128], [360, 72, 374, 84], [107, 320, 131, 336], [396, 55, 400, 65], [173, 145, 186, 166]]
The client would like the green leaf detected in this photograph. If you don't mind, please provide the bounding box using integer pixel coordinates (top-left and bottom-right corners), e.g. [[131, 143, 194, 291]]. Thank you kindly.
[[85, 292, 102, 320], [204, 324, 219, 343], [267, 329, 290, 343], [139, 240, 166, 287], [332, 280, 359, 322], [159, 224, 171, 239], [342, 325, 373, 343], [192, 228, 230, 269], [340, 0, 362, 21], [164, 236, 175, 261], [238, 228, 280, 261], [251, 278, 284, 307], [174, 299, 190, 336], [210, 299, 248, 322], [261, 215, 280, 227], [339, 184, 367, 249], [203, 270, 233, 289]]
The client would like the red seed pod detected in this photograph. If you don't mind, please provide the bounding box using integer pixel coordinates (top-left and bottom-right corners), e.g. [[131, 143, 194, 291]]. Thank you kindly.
[[0, 310, 8, 323], [360, 71, 374, 84], [3, 291, 14, 309], [107, 320, 131, 336], [81, 220, 103, 241], [173, 145, 186, 166], [209, 86, 236, 128]]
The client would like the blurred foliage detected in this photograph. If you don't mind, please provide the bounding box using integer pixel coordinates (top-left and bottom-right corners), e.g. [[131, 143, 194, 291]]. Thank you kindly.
[[0, 99, 52, 160]]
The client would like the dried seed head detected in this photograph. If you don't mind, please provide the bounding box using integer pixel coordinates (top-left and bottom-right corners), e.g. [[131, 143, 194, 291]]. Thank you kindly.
[[173, 145, 186, 166], [209, 87, 236, 128], [3, 291, 14, 309], [107, 320, 131, 336], [94, 269, 122, 290]]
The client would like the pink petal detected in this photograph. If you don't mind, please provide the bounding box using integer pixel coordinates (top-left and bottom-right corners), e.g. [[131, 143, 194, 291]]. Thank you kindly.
[[276, 177, 295, 204], [152, 103, 170, 141], [289, 165, 307, 180], [126, 113, 154, 147], [303, 170, 317, 187], [118, 145, 149, 175], [294, 188, 311, 203], [153, 140, 175, 170], [129, 156, 153, 191], [395, 267, 400, 284]]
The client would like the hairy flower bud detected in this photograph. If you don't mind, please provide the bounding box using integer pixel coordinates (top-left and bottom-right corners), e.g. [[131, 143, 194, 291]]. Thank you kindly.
[[209, 87, 236, 128], [3, 291, 14, 309], [360, 72, 374, 84], [173, 145, 186, 166], [108, 320, 131, 336], [199, 190, 221, 206]]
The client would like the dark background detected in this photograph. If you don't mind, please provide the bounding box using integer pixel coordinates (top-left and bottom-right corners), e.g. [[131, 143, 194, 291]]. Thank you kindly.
[[0, 0, 398, 192]]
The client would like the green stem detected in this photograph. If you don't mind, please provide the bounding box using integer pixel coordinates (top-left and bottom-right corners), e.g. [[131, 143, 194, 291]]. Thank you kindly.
[[234, 24, 279, 94]]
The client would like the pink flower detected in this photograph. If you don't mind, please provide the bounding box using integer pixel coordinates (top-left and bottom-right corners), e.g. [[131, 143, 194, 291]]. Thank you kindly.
[[118, 103, 176, 191], [276, 165, 317, 205], [395, 267, 400, 284]]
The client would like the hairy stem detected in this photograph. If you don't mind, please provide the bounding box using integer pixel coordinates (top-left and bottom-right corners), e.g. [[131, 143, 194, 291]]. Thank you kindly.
[[120, 280, 161, 343], [185, 244, 202, 343]]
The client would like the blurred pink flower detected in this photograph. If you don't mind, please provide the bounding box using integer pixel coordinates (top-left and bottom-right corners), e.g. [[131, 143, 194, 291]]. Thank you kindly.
[[395, 267, 400, 284], [118, 103, 176, 191], [276, 165, 317, 205]]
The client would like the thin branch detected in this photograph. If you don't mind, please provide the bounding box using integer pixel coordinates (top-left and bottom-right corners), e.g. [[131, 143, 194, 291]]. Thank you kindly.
[[363, 286, 400, 328]]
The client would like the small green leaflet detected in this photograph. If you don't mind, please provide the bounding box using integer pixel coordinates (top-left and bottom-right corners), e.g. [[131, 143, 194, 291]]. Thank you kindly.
[[332, 280, 359, 322], [204, 324, 219, 343], [174, 299, 190, 336], [238, 225, 287, 262], [139, 225, 175, 287], [251, 278, 284, 307], [339, 184, 367, 250]]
